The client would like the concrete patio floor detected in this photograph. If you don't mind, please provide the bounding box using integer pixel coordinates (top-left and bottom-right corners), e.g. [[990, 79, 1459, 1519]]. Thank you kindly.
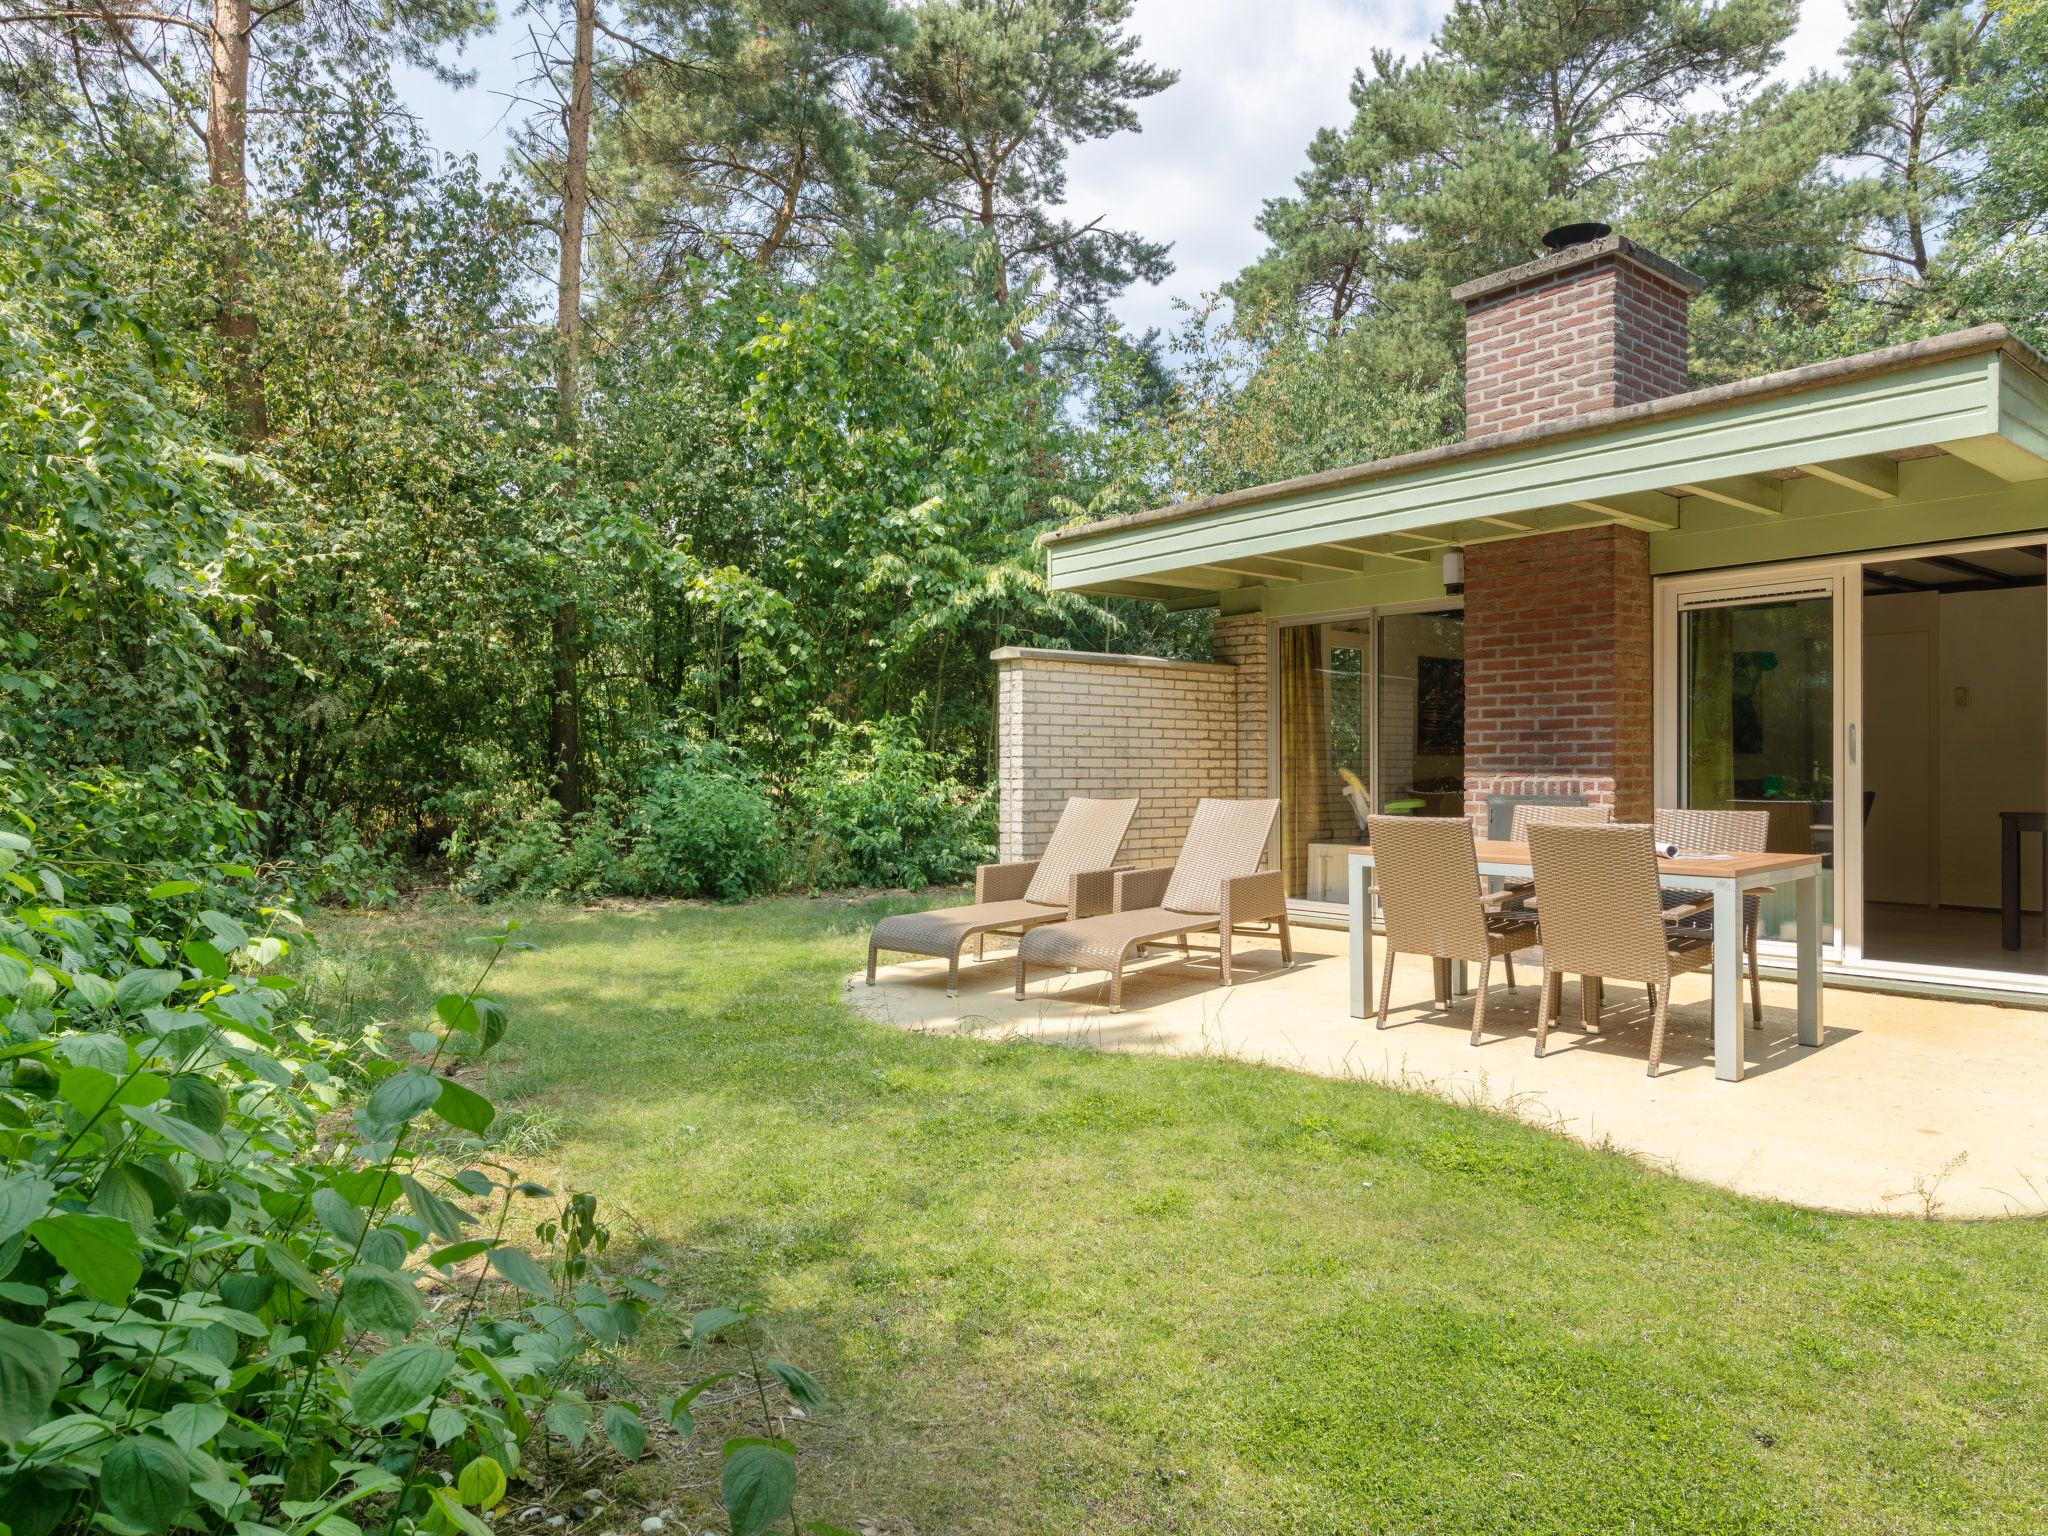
[[848, 924, 2048, 1218]]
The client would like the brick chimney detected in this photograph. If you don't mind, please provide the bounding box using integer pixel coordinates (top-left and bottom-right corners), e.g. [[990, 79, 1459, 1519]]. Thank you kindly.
[[1451, 228, 1701, 829], [1452, 229, 1703, 440]]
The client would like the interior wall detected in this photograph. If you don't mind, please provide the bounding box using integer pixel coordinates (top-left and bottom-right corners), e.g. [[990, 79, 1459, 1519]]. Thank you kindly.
[[1938, 585, 2046, 910], [1862, 583, 2045, 912]]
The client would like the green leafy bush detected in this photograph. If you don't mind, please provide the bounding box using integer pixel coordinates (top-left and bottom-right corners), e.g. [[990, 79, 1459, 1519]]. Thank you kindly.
[[448, 791, 628, 904], [785, 718, 989, 890], [0, 830, 827, 1536], [625, 748, 781, 901]]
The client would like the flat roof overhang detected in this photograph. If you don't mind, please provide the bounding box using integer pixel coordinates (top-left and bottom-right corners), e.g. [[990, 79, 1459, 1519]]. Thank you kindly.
[[1044, 325, 2048, 605]]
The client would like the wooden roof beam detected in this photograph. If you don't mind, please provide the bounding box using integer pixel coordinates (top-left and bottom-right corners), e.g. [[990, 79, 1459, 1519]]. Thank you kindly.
[[1797, 455, 1897, 499], [1205, 555, 1307, 584], [1568, 491, 1681, 532], [1674, 474, 1782, 516]]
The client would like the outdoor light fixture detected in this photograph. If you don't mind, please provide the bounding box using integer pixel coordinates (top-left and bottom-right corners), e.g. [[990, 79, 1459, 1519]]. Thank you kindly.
[[1442, 549, 1466, 595]]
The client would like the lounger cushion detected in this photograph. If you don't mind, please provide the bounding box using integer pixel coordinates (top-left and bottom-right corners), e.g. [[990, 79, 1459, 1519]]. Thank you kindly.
[[1015, 905, 1210, 973], [872, 900, 1067, 962]]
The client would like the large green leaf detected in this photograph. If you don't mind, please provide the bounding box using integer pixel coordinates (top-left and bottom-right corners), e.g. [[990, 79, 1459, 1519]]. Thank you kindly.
[[721, 1440, 797, 1536], [163, 1074, 227, 1134], [350, 1342, 453, 1426], [364, 1067, 442, 1131], [0, 1171, 54, 1243], [102, 1435, 191, 1533], [432, 1075, 495, 1134], [28, 1210, 142, 1304], [123, 1104, 227, 1162], [397, 1174, 470, 1241], [602, 1404, 646, 1462], [486, 1244, 553, 1300], [113, 968, 182, 1014], [90, 1165, 158, 1234], [0, 1316, 65, 1442], [59, 1065, 166, 1118], [342, 1266, 423, 1339]]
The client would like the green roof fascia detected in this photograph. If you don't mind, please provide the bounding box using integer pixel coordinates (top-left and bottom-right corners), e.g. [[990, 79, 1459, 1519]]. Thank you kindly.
[[1046, 337, 2033, 594]]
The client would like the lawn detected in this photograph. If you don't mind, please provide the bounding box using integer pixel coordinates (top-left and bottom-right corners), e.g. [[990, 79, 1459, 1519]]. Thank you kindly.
[[309, 895, 2048, 1535]]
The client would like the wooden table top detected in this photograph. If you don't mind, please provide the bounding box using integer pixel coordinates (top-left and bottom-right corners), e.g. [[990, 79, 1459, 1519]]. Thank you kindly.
[[1343, 840, 1824, 881]]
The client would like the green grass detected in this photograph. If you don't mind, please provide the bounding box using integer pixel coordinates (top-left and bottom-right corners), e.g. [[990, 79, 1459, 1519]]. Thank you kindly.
[[309, 895, 2048, 1535]]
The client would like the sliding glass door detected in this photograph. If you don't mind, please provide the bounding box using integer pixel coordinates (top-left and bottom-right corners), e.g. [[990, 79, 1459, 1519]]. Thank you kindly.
[[1676, 580, 1843, 946], [1275, 607, 1466, 902]]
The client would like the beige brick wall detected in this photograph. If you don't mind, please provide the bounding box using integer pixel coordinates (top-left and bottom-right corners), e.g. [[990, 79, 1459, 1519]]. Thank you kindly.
[[1210, 614, 1270, 798], [993, 646, 1251, 869]]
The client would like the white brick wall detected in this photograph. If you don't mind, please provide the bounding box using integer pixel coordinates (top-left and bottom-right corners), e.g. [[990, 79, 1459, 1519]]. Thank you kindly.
[[992, 646, 1252, 868]]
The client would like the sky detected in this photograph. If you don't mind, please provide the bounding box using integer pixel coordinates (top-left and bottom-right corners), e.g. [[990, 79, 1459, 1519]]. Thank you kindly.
[[394, 0, 1859, 339]]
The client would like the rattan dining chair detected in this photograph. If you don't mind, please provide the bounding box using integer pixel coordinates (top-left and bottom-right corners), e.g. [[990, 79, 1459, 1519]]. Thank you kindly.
[[1527, 822, 1717, 1077], [1368, 816, 1541, 1045], [1508, 802, 1614, 841], [1654, 807, 1769, 1025]]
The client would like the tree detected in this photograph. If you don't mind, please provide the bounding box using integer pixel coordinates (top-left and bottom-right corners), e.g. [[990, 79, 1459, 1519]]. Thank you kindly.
[[868, 0, 1175, 344], [592, 0, 906, 294], [1842, 0, 1992, 284], [1232, 0, 1798, 342], [0, 0, 492, 443]]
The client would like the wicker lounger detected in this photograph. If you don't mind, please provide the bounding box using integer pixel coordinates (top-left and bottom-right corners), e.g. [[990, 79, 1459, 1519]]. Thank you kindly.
[[866, 796, 1138, 996], [1012, 798, 1288, 1011]]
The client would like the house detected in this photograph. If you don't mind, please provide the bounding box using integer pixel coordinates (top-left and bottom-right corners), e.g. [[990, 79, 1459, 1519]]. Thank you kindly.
[[995, 227, 2048, 998]]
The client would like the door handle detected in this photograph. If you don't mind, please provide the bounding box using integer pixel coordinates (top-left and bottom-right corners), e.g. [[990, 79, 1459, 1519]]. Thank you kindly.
[[1848, 722, 1858, 764]]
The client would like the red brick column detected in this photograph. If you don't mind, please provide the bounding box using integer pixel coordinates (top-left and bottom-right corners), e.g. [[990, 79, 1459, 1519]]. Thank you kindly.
[[1461, 525, 1654, 826]]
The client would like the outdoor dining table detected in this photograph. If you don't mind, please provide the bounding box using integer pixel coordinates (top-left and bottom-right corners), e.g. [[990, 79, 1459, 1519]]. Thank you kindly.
[[1345, 839, 1827, 1083]]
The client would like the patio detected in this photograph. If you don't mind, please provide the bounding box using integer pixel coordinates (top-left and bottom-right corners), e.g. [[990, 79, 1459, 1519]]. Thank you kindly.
[[851, 925, 2048, 1217]]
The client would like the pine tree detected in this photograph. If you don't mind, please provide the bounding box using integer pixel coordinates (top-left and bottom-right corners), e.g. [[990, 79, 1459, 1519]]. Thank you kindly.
[[867, 0, 1175, 346]]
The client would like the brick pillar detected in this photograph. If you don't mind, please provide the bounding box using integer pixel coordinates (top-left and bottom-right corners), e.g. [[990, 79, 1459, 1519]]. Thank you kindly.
[[1210, 614, 1269, 798], [1462, 525, 1653, 827]]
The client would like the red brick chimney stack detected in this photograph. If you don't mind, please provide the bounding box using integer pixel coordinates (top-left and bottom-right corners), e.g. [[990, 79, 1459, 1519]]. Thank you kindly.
[[1453, 232, 1703, 440], [1452, 229, 1701, 829]]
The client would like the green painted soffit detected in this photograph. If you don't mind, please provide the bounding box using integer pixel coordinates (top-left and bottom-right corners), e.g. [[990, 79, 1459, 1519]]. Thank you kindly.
[[1047, 343, 2048, 598]]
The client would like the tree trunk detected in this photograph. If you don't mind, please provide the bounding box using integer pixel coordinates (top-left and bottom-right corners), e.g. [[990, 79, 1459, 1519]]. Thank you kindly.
[[207, 0, 266, 443], [547, 0, 595, 817]]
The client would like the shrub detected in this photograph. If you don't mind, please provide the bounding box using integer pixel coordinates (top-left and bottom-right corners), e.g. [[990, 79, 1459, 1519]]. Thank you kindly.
[[0, 830, 828, 1536], [625, 750, 781, 901], [785, 718, 989, 890], [449, 790, 628, 903]]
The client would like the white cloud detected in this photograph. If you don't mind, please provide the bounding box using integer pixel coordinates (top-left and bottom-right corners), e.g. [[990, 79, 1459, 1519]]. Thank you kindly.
[[395, 0, 1862, 337]]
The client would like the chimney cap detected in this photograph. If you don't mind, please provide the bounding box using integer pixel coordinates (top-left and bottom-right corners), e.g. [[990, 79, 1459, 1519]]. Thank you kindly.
[[1541, 220, 1612, 251], [1450, 232, 1704, 306]]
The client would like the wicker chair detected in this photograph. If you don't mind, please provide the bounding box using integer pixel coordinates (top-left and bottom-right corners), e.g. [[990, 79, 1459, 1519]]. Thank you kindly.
[[867, 796, 1138, 996], [1509, 802, 1614, 841], [1498, 802, 1613, 906], [1527, 822, 1718, 1076], [1367, 816, 1540, 1045], [1654, 807, 1770, 1025], [1013, 798, 1287, 1012]]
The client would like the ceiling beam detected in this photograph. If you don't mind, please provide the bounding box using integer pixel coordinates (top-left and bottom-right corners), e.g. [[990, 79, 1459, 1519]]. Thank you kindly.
[[1926, 553, 2013, 584], [1081, 579, 1195, 602], [1796, 455, 1897, 499], [1568, 491, 1682, 532], [1278, 547, 1367, 574], [1940, 433, 2048, 482], [1326, 539, 1428, 565], [1674, 474, 1782, 516], [1134, 567, 1245, 591], [1206, 555, 1307, 583]]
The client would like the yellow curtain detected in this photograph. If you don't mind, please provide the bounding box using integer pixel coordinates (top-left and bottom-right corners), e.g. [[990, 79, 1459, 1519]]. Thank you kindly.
[[1278, 626, 1331, 899]]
